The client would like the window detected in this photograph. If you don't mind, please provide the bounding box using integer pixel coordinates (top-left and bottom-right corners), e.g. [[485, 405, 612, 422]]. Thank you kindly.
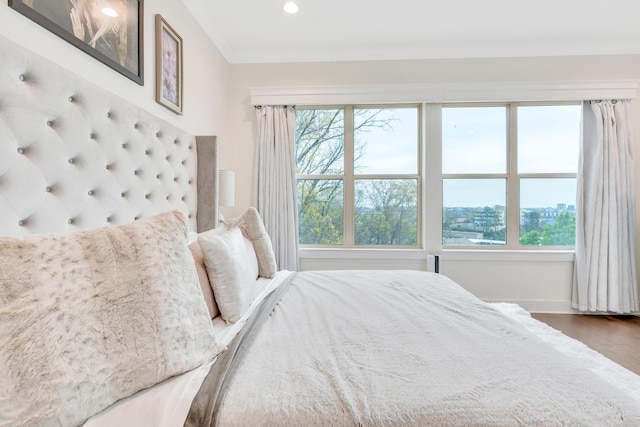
[[442, 103, 580, 248], [296, 106, 421, 247]]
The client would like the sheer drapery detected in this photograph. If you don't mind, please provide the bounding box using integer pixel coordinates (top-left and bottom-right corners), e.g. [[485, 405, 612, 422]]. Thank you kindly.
[[255, 105, 299, 271], [573, 100, 638, 313]]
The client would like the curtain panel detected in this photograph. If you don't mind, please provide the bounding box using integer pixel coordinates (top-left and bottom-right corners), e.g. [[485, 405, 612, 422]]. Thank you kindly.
[[255, 105, 299, 271], [573, 100, 638, 313]]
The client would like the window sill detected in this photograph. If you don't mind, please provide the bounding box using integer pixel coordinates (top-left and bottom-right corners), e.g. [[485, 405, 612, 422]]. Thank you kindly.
[[299, 247, 575, 262]]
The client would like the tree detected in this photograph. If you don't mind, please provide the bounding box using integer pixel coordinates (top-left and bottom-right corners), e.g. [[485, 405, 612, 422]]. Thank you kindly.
[[355, 180, 417, 245], [296, 108, 414, 246], [541, 211, 575, 245]]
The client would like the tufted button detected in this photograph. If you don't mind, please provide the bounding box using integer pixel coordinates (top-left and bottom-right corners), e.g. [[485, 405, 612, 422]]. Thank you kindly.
[[88, 190, 94, 196], [45, 186, 52, 192], [188, 214, 193, 219], [181, 160, 186, 165], [174, 139, 179, 145], [68, 96, 74, 102], [133, 123, 139, 129], [181, 196, 186, 201], [18, 74, 25, 81], [68, 218, 74, 225], [145, 194, 150, 199], [106, 112, 111, 118], [68, 158, 75, 164], [188, 145, 193, 150], [18, 220, 25, 226], [105, 164, 111, 170], [145, 149, 151, 155], [17, 147, 25, 155], [165, 155, 170, 161], [46, 120, 53, 127], [173, 177, 178, 182], [134, 215, 140, 221], [156, 174, 161, 179], [188, 179, 193, 184], [89, 133, 95, 139], [156, 132, 161, 138], [121, 192, 126, 198], [166, 195, 170, 200], [133, 169, 139, 176], [122, 143, 128, 149], [106, 216, 112, 223]]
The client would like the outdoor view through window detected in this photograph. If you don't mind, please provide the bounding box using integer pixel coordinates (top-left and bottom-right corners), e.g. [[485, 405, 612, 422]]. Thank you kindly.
[[443, 104, 580, 247], [296, 107, 419, 247], [296, 103, 580, 248]]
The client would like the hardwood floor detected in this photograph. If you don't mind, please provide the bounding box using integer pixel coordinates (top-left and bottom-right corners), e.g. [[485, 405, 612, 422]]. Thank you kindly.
[[532, 313, 640, 376]]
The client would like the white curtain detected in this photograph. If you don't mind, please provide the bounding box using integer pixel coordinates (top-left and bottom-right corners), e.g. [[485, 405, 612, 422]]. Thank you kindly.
[[573, 100, 638, 313], [255, 105, 299, 271]]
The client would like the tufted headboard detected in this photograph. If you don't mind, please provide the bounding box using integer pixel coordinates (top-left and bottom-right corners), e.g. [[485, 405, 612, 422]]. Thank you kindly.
[[0, 34, 218, 237]]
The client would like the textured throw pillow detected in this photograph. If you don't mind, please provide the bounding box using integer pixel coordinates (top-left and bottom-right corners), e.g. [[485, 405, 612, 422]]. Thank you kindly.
[[188, 240, 220, 318], [228, 207, 277, 278], [198, 227, 257, 323], [0, 210, 223, 427]]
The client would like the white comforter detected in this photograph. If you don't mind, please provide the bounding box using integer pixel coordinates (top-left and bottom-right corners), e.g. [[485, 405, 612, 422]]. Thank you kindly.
[[211, 270, 640, 426]]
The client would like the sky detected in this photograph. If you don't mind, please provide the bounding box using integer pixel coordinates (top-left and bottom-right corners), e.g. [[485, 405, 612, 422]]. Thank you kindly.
[[354, 104, 581, 209]]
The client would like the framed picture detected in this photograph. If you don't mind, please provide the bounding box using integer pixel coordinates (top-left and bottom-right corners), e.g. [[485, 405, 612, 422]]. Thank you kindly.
[[155, 14, 183, 114], [8, 0, 144, 85]]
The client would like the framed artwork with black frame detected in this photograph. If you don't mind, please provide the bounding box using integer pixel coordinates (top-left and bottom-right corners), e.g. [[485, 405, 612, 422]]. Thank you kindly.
[[8, 0, 144, 85], [155, 14, 183, 114]]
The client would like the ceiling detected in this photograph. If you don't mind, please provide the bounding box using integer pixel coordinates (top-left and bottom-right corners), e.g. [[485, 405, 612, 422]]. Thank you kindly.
[[183, 0, 640, 64]]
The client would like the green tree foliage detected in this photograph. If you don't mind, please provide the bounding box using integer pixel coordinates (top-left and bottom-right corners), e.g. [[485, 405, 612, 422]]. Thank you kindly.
[[355, 180, 417, 245], [296, 109, 417, 246], [520, 211, 575, 246], [541, 211, 576, 245]]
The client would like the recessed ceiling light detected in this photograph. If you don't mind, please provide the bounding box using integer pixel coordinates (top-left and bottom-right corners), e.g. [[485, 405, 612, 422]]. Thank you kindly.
[[101, 7, 118, 17], [283, 1, 299, 14]]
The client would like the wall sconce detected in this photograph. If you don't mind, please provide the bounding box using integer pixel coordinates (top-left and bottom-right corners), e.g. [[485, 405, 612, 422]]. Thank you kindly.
[[218, 170, 235, 226]]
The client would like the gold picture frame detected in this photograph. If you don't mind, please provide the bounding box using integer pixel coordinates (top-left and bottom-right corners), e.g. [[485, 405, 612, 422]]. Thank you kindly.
[[9, 0, 144, 85], [155, 14, 183, 114]]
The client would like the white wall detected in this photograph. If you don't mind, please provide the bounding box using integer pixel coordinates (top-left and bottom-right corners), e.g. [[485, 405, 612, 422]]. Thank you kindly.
[[0, 1, 230, 138], [226, 55, 640, 313]]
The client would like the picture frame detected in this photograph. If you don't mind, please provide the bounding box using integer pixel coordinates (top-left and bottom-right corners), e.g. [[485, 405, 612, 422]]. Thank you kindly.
[[8, 0, 144, 85], [155, 14, 183, 114]]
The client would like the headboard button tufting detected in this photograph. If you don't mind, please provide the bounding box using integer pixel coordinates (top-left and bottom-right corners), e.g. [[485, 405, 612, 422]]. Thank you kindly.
[[46, 187, 52, 193], [68, 219, 74, 225], [68, 96, 74, 102], [17, 147, 24, 154], [18, 220, 25, 226], [18, 74, 25, 81], [88, 190, 94, 196]]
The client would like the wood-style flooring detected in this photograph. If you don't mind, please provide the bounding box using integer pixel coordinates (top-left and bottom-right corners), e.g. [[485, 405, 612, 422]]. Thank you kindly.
[[532, 313, 640, 376]]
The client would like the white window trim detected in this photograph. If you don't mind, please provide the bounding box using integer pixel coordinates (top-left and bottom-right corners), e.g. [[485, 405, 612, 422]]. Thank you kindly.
[[250, 80, 638, 106]]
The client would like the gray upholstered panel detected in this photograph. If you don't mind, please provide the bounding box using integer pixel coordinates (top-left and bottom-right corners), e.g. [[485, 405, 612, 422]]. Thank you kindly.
[[0, 34, 214, 236]]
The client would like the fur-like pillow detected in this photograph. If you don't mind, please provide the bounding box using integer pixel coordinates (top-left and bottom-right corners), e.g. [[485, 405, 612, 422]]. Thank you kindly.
[[198, 227, 257, 323], [0, 210, 223, 426], [228, 207, 277, 278]]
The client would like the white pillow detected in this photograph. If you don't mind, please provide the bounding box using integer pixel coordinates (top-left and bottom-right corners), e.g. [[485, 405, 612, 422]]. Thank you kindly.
[[198, 227, 257, 323], [0, 210, 223, 427], [228, 207, 277, 278]]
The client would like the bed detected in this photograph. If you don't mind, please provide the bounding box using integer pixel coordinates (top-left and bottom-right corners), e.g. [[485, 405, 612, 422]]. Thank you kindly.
[[2, 33, 640, 427]]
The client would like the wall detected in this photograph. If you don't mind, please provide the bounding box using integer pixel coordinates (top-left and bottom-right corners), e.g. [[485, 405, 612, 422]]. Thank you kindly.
[[226, 55, 640, 313], [0, 1, 230, 138]]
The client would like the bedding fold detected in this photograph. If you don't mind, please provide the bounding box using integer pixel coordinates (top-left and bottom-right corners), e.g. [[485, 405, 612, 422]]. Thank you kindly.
[[186, 270, 640, 426], [185, 272, 297, 427]]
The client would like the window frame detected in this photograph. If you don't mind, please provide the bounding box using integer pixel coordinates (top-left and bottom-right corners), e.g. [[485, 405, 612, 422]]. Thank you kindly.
[[296, 104, 423, 249], [440, 101, 580, 250]]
